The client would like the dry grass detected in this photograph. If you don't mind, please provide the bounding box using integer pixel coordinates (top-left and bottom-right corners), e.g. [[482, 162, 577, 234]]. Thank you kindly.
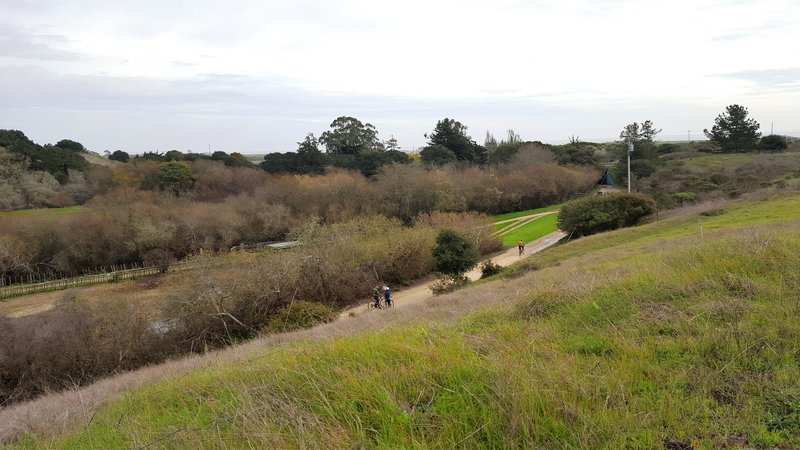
[[0, 278, 168, 319], [0, 243, 575, 444]]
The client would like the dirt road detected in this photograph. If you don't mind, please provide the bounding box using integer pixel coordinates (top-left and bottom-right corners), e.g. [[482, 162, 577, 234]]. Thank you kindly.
[[340, 230, 566, 317]]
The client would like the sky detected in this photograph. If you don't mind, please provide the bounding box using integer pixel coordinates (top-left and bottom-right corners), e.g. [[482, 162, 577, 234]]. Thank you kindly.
[[1, 0, 798, 154]]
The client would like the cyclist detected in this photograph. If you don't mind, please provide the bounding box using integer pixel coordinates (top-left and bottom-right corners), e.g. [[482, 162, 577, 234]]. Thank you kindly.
[[371, 285, 382, 308], [383, 285, 393, 307]]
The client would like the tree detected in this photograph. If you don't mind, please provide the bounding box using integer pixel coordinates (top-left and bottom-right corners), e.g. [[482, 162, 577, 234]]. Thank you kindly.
[[484, 132, 498, 153], [158, 161, 196, 196], [432, 229, 480, 276], [296, 133, 328, 172], [420, 144, 457, 166], [165, 150, 185, 161], [319, 116, 383, 155], [0, 130, 88, 183], [619, 120, 661, 145], [55, 139, 86, 153], [109, 150, 130, 163], [616, 120, 661, 186], [426, 118, 480, 162], [704, 104, 761, 152], [384, 135, 401, 152], [260, 134, 330, 175]]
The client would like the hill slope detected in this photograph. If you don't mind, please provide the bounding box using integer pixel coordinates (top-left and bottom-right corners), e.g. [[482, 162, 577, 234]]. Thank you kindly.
[[8, 192, 800, 448]]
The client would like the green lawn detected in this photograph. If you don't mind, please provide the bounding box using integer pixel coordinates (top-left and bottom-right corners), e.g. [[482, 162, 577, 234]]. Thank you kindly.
[[243, 153, 266, 163], [22, 193, 800, 448], [492, 204, 562, 223], [496, 213, 559, 248]]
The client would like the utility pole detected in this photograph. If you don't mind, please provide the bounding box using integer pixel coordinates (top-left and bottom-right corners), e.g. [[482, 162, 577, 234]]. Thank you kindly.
[[771, 122, 774, 135]]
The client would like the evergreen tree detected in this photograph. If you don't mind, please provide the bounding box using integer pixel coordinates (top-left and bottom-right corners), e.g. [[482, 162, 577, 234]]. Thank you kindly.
[[704, 104, 761, 152]]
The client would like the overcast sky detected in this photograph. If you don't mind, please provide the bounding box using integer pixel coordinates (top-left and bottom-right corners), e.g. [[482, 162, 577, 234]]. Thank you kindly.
[[1, 0, 798, 154]]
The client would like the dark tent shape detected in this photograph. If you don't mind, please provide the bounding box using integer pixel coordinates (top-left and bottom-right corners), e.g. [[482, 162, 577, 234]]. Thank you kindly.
[[598, 171, 614, 186]]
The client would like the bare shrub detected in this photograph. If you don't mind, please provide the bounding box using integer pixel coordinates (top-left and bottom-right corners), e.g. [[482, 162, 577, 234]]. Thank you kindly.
[[0, 292, 162, 406], [430, 274, 470, 295], [262, 301, 336, 333], [415, 211, 502, 255]]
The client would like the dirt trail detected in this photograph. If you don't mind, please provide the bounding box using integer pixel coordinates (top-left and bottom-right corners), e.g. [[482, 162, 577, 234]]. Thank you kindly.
[[340, 230, 566, 318]]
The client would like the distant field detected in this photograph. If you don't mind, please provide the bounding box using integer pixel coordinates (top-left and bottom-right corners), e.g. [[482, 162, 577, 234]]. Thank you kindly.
[[492, 204, 561, 223], [81, 152, 119, 167], [0, 206, 86, 218], [495, 213, 559, 248], [493, 206, 561, 247], [244, 154, 266, 163]]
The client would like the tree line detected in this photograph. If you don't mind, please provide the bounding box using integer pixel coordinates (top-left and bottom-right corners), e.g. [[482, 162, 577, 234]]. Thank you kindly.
[[0, 150, 595, 281]]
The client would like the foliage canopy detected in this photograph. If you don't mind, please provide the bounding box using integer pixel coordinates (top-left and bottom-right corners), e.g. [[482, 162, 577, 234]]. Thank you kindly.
[[704, 104, 761, 152]]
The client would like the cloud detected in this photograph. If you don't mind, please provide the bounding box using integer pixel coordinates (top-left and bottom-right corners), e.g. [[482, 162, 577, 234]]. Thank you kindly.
[[0, 27, 83, 61], [719, 68, 800, 89]]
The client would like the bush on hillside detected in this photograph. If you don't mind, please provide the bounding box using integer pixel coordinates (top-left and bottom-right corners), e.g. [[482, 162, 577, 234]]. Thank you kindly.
[[262, 301, 336, 333], [430, 274, 470, 295], [479, 260, 503, 278], [558, 192, 656, 237], [758, 135, 788, 153], [415, 211, 502, 255], [432, 229, 480, 276]]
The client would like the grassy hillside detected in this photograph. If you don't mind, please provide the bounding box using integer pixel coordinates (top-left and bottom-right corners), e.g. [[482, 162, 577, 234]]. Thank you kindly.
[[80, 152, 119, 168], [644, 150, 800, 207], [11, 193, 800, 448]]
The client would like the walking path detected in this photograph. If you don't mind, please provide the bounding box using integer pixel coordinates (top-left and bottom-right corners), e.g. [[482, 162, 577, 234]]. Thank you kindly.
[[340, 230, 566, 318]]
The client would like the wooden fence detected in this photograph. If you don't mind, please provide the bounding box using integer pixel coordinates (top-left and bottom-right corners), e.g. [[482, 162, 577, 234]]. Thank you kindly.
[[0, 241, 299, 301], [0, 265, 164, 300]]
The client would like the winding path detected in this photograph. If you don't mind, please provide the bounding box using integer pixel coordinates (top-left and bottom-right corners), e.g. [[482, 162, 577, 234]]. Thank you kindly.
[[340, 230, 566, 318]]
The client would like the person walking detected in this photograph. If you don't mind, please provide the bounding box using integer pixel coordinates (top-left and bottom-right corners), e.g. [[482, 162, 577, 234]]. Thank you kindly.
[[518, 240, 525, 256]]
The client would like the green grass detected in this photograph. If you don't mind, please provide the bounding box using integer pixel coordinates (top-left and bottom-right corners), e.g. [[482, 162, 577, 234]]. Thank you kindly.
[[496, 213, 559, 248], [508, 192, 800, 276], [14, 193, 800, 448], [492, 204, 561, 223], [243, 153, 266, 163], [0, 206, 86, 217]]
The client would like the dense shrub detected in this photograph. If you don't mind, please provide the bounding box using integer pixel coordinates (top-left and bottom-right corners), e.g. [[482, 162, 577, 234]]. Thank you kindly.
[[415, 211, 502, 255], [558, 193, 657, 237], [480, 260, 504, 278], [430, 274, 470, 295], [759, 135, 789, 152], [432, 229, 480, 276]]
